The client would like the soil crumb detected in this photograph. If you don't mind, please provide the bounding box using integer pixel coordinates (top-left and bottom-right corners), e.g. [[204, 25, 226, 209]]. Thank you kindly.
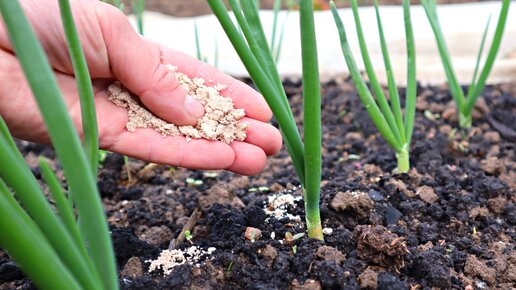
[[464, 254, 497, 285], [354, 225, 409, 270], [107, 66, 248, 144], [331, 190, 374, 218], [358, 268, 378, 289]]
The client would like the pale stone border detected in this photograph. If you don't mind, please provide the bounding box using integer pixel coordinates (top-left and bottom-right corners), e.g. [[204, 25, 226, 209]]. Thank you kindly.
[[130, 2, 516, 85]]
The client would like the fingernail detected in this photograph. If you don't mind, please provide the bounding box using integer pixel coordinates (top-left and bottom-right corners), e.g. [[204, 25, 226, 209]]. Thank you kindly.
[[184, 95, 205, 118]]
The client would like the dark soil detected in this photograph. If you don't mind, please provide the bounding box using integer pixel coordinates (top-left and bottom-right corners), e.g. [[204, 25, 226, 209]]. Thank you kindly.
[[1, 78, 515, 290], [120, 0, 492, 17]]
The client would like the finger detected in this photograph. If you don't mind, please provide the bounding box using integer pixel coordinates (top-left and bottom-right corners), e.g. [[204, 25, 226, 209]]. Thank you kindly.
[[242, 118, 282, 156], [103, 129, 236, 170], [226, 141, 267, 175], [156, 46, 273, 122], [95, 3, 204, 126]]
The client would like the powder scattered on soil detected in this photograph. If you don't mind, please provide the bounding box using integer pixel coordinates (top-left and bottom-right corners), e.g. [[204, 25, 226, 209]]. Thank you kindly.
[[147, 246, 216, 276], [264, 188, 302, 222], [107, 65, 248, 144]]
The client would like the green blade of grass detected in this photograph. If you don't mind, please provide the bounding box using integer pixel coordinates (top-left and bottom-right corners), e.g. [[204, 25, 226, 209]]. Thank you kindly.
[[299, 0, 323, 240], [0, 179, 82, 290], [58, 0, 99, 177], [373, 0, 405, 144], [349, 0, 402, 144], [421, 0, 465, 110], [208, 0, 306, 185], [403, 0, 416, 144], [465, 0, 510, 114], [467, 15, 491, 98], [0, 1, 117, 289], [330, 2, 401, 150]]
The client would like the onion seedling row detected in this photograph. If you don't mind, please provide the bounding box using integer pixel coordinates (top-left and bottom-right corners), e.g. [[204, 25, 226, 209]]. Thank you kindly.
[[330, 0, 416, 173], [421, 0, 510, 128]]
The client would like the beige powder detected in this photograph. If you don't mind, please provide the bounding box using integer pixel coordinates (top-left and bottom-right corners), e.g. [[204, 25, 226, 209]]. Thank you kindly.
[[107, 65, 248, 144]]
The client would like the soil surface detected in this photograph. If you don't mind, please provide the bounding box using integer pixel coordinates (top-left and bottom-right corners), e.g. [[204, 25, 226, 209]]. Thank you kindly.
[[1, 78, 515, 290], [119, 0, 492, 17]]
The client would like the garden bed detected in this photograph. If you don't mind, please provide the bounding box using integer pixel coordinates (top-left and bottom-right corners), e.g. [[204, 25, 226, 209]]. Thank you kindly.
[[1, 78, 515, 289]]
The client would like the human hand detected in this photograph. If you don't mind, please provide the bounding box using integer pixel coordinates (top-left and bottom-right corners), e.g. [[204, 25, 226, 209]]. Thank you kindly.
[[0, 0, 282, 175]]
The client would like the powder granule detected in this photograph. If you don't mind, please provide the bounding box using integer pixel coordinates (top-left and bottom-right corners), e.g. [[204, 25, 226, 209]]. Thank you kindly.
[[147, 246, 216, 275], [107, 66, 248, 144]]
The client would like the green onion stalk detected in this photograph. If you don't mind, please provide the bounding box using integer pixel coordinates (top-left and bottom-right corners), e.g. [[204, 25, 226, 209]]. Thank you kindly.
[[207, 0, 324, 239]]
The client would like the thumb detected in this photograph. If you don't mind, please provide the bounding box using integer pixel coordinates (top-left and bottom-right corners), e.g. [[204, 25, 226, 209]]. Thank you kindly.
[[97, 4, 204, 126]]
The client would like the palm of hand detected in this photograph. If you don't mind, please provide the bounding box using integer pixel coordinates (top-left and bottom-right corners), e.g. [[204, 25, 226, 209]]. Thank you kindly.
[[0, 0, 281, 175]]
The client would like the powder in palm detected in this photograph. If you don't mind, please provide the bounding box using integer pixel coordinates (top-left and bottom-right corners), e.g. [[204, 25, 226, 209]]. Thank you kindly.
[[107, 65, 248, 144]]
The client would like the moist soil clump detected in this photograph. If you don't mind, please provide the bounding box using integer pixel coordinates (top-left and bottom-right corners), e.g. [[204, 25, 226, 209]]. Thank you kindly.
[[1, 78, 515, 289]]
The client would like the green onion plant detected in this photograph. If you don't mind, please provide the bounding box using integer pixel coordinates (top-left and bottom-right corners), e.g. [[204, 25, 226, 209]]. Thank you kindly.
[[207, 0, 324, 239], [0, 0, 117, 289], [102, 0, 124, 10], [133, 0, 145, 35], [194, 21, 220, 67], [330, 0, 416, 173], [421, 0, 510, 128], [270, 0, 289, 64]]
